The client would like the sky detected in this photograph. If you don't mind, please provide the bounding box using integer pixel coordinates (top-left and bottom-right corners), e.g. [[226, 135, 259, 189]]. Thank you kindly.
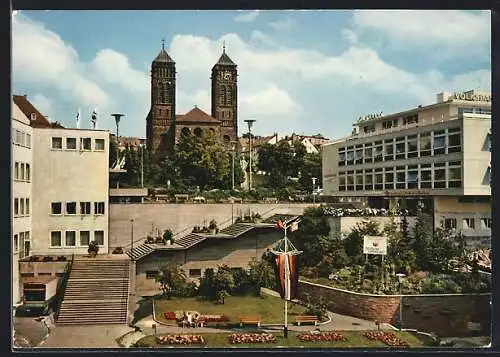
[[11, 10, 491, 139]]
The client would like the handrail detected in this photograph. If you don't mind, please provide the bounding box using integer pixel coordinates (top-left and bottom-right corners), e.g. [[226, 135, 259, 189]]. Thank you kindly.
[[55, 253, 74, 320]]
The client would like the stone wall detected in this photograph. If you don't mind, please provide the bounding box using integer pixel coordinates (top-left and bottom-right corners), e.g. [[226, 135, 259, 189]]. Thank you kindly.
[[327, 216, 417, 239], [109, 203, 315, 251], [299, 280, 491, 337]]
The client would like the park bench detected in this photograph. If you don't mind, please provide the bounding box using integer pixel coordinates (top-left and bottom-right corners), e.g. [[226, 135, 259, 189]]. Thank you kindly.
[[239, 316, 261, 327], [295, 315, 319, 326]]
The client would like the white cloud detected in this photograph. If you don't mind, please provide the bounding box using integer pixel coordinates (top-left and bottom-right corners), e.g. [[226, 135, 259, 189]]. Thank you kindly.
[[269, 18, 294, 30], [341, 29, 358, 45], [352, 10, 490, 53], [233, 10, 260, 23], [31, 93, 51, 117], [12, 14, 109, 109]]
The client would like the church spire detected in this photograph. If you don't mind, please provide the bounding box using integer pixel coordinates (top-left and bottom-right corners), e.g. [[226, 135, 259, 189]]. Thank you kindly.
[[214, 41, 236, 67], [153, 38, 175, 63]]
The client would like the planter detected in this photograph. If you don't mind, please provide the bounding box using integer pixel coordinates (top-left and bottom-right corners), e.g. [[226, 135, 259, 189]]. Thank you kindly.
[[43, 256, 54, 262], [56, 256, 67, 261]]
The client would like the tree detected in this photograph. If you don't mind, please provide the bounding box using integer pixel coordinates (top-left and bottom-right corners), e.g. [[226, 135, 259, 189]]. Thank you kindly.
[[212, 265, 235, 304], [297, 153, 322, 192], [257, 141, 295, 189], [343, 219, 380, 266], [248, 258, 276, 295], [156, 262, 189, 298]]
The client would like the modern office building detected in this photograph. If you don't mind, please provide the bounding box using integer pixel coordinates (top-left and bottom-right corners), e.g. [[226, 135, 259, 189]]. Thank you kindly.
[[323, 90, 491, 248], [30, 127, 110, 256], [12, 100, 33, 307]]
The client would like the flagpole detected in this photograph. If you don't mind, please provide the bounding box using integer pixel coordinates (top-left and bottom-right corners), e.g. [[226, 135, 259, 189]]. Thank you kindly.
[[284, 222, 288, 338]]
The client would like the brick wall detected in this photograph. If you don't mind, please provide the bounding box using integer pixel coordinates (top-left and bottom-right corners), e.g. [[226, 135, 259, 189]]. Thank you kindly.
[[299, 280, 491, 337]]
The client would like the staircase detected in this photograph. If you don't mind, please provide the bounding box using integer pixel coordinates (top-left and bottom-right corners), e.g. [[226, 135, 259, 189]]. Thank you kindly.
[[57, 259, 130, 325]]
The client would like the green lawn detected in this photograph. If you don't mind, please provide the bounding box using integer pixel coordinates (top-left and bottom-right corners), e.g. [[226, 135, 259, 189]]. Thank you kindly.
[[134, 331, 426, 348], [154, 295, 309, 325]]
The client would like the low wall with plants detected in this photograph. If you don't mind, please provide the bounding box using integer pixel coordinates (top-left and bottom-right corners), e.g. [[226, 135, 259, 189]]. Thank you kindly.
[[298, 280, 491, 337]]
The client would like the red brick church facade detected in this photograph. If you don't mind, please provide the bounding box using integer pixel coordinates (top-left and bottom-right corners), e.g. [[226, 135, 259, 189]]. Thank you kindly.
[[146, 42, 238, 159]]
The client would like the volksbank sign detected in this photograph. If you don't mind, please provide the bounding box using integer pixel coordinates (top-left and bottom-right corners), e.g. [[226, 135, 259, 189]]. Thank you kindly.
[[453, 91, 491, 102]]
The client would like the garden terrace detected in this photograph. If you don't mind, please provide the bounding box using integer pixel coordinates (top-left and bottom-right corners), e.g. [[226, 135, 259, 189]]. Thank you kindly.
[[261, 214, 300, 225], [218, 223, 254, 236]]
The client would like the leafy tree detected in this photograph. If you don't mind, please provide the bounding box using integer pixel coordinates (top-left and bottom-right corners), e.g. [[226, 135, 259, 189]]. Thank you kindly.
[[343, 219, 380, 265], [248, 258, 276, 294], [156, 262, 189, 299], [212, 265, 235, 304], [198, 268, 216, 300], [297, 153, 322, 192]]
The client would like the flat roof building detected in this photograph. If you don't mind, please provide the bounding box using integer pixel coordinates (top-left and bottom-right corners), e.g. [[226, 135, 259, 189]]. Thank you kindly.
[[322, 90, 491, 248]]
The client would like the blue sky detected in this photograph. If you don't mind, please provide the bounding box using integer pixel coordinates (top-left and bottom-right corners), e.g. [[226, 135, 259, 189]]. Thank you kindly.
[[12, 10, 491, 139]]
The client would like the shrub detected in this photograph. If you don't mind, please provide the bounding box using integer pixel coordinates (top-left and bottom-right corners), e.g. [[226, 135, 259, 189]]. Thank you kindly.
[[112, 247, 124, 254], [88, 240, 100, 257], [163, 229, 174, 243], [208, 220, 218, 230], [43, 256, 53, 262], [56, 256, 67, 261]]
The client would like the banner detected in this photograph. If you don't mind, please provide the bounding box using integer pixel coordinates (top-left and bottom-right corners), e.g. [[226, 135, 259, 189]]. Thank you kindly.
[[275, 254, 298, 300], [363, 235, 388, 255]]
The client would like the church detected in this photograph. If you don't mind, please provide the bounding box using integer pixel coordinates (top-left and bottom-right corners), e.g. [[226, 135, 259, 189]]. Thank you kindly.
[[146, 41, 239, 159]]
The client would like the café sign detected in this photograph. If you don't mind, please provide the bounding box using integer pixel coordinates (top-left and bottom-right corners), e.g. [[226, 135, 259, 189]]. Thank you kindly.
[[363, 235, 388, 255]]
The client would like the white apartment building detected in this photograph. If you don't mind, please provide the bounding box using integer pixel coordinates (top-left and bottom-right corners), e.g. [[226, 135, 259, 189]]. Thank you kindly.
[[12, 101, 33, 307], [323, 90, 491, 248], [30, 128, 110, 256]]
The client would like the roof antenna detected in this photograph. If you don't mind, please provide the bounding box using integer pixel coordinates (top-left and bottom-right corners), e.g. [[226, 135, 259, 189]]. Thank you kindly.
[[161, 38, 165, 51]]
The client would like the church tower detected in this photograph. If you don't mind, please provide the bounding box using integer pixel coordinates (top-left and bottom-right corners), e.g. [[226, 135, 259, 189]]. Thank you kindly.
[[146, 40, 176, 158], [211, 43, 238, 147]]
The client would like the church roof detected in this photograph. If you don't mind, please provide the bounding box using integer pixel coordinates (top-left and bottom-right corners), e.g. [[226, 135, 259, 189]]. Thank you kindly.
[[215, 51, 236, 66], [176, 107, 221, 124], [13, 94, 57, 128], [153, 49, 175, 63]]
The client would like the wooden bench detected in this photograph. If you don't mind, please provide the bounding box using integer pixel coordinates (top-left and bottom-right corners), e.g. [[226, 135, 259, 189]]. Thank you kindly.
[[239, 316, 261, 327], [295, 315, 319, 326]]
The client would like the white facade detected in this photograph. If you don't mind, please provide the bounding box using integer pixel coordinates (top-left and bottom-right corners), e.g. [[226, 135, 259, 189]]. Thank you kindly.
[[322, 90, 491, 247], [31, 128, 110, 256], [12, 102, 33, 306]]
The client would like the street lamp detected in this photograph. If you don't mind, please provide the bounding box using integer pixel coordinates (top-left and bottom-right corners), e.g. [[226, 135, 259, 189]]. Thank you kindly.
[[312, 177, 317, 203], [396, 273, 406, 330], [231, 141, 236, 191], [130, 218, 135, 261], [244, 119, 256, 191]]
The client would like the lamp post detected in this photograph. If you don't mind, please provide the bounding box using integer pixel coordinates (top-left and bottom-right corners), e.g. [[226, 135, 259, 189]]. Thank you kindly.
[[244, 120, 256, 191], [140, 143, 145, 188], [130, 218, 135, 261], [396, 273, 406, 330], [231, 141, 236, 191], [312, 177, 317, 203], [111, 113, 124, 168]]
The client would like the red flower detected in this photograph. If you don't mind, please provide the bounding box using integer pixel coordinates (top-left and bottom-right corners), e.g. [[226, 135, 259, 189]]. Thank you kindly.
[[363, 331, 409, 347], [228, 333, 276, 344], [163, 311, 177, 320], [156, 334, 204, 345], [296, 332, 346, 342]]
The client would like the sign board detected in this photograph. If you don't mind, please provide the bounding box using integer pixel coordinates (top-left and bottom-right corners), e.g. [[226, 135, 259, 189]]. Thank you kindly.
[[363, 235, 388, 255], [452, 92, 491, 102]]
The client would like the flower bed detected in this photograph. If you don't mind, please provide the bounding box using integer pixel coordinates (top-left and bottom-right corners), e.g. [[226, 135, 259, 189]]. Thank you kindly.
[[228, 333, 276, 344], [296, 332, 346, 342], [156, 334, 204, 345], [363, 331, 409, 347], [163, 311, 177, 321], [198, 314, 230, 323], [323, 207, 410, 217]]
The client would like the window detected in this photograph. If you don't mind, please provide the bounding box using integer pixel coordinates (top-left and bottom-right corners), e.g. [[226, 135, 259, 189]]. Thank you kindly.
[[338, 149, 346, 166], [346, 150, 354, 165], [407, 135, 418, 158], [355, 173, 363, 191], [404, 115, 418, 125], [51, 231, 62, 247], [444, 218, 457, 230], [25, 164, 30, 181], [20, 198, 25, 216], [66, 137, 77, 150], [189, 269, 202, 277], [384, 140, 394, 161], [346, 175, 354, 191], [365, 172, 373, 190], [94, 230, 104, 245], [354, 149, 363, 164], [434, 167, 446, 189], [51, 202, 62, 215], [14, 234, 18, 252], [448, 164, 462, 188], [447, 131, 461, 153], [395, 137, 405, 160], [65, 231, 76, 246], [364, 146, 373, 163], [463, 218, 475, 229], [79, 231, 90, 246], [19, 131, 25, 146], [81, 138, 91, 150], [146, 270, 159, 279], [14, 162, 19, 180], [481, 218, 492, 229], [80, 202, 91, 215], [95, 139, 105, 151], [373, 144, 383, 163], [14, 198, 19, 216], [384, 171, 394, 190], [419, 133, 431, 157], [94, 202, 105, 215], [26, 198, 29, 215], [338, 175, 346, 191], [20, 163, 25, 181], [374, 173, 383, 190], [396, 170, 406, 189], [66, 202, 77, 215], [26, 133, 31, 148], [52, 137, 63, 149], [420, 168, 432, 188], [433, 131, 446, 155]]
